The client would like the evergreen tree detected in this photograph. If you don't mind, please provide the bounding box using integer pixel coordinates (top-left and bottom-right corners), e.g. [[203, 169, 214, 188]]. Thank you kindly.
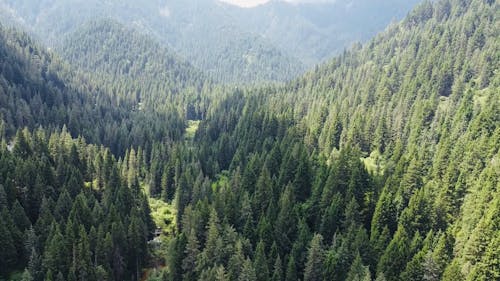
[[182, 230, 200, 281], [304, 234, 325, 281], [253, 240, 269, 281], [0, 215, 17, 276], [270, 255, 283, 281], [239, 258, 257, 281], [285, 255, 298, 281], [346, 253, 371, 281]]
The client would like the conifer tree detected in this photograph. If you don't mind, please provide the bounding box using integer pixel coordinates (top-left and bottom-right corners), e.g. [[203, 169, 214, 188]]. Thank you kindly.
[[285, 255, 298, 281], [304, 234, 325, 281], [239, 258, 257, 281], [270, 255, 283, 281], [253, 240, 269, 281]]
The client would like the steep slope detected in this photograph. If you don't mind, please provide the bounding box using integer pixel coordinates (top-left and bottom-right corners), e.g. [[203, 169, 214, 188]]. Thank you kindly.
[[0, 24, 186, 155], [162, 0, 499, 280], [59, 19, 211, 116], [61, 19, 202, 84]]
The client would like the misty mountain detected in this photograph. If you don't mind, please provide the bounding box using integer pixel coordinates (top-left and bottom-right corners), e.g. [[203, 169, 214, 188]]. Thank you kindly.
[[224, 0, 422, 65], [0, 0, 420, 82]]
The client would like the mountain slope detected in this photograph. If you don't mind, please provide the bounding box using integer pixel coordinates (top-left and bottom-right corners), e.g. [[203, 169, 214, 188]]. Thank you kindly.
[[0, 24, 187, 155], [224, 0, 422, 65], [0, 0, 421, 82], [164, 0, 499, 280], [0, 0, 305, 83], [59, 19, 211, 114]]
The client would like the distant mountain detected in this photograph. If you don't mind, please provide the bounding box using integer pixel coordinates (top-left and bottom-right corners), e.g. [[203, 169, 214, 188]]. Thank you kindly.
[[0, 0, 304, 83], [60, 19, 207, 98], [223, 0, 422, 65], [0, 0, 420, 82]]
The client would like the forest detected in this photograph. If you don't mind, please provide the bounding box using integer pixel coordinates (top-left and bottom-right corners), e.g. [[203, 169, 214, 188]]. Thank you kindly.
[[0, 0, 499, 281]]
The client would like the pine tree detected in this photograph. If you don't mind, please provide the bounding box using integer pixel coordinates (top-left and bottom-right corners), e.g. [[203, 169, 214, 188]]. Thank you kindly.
[[0, 215, 17, 276], [75, 226, 94, 281], [377, 226, 410, 281], [182, 230, 200, 281], [11, 200, 31, 231], [13, 129, 31, 159], [239, 258, 257, 281], [0, 184, 8, 209], [21, 269, 34, 281], [253, 240, 269, 281], [54, 190, 73, 223], [27, 247, 42, 281], [45, 269, 54, 281], [304, 234, 325, 281], [285, 255, 298, 281], [166, 234, 187, 281], [346, 253, 371, 281], [227, 240, 245, 281], [253, 167, 273, 213], [43, 226, 68, 279], [270, 255, 283, 281], [128, 209, 146, 280], [275, 185, 296, 253]]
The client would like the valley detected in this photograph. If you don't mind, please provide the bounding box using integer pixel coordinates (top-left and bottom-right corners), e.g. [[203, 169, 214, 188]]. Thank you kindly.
[[0, 1, 498, 281]]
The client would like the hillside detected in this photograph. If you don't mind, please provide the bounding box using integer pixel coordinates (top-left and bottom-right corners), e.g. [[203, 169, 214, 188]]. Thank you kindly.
[[171, 0, 499, 280], [0, 0, 498, 281], [224, 0, 422, 65], [0, 0, 420, 82], [0, 24, 191, 155], [59, 19, 213, 116], [0, 0, 304, 83]]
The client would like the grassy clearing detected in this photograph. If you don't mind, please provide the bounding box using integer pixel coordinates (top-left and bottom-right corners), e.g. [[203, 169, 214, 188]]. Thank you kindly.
[[361, 150, 386, 175], [149, 197, 176, 237], [184, 120, 200, 141]]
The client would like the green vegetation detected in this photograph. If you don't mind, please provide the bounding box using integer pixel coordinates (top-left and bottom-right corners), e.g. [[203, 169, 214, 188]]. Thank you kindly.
[[0, 0, 419, 83], [362, 150, 386, 175], [0, 1, 498, 281], [149, 198, 176, 237], [184, 121, 201, 141]]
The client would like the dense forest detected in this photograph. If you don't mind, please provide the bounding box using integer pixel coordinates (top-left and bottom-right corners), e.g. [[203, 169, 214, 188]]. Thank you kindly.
[[0, 0, 499, 281]]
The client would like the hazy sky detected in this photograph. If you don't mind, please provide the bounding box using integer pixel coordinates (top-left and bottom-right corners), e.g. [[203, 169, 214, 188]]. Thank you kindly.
[[219, 0, 336, 8]]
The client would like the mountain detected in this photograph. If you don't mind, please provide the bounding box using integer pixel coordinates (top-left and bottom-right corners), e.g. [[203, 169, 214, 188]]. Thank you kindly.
[[171, 0, 499, 280], [59, 19, 211, 114], [0, 23, 193, 155], [0, 0, 498, 281], [0, 0, 305, 83], [0, 0, 420, 82], [223, 0, 422, 65]]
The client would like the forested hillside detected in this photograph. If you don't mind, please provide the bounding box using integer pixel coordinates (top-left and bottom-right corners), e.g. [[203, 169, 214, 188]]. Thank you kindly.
[[0, 0, 305, 83], [59, 19, 214, 117], [0, 0, 420, 83], [0, 0, 498, 281], [0, 128, 154, 281], [224, 0, 421, 65], [164, 0, 499, 280]]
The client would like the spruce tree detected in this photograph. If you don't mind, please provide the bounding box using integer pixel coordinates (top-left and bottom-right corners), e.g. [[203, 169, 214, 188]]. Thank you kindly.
[[253, 240, 269, 281], [304, 234, 325, 281]]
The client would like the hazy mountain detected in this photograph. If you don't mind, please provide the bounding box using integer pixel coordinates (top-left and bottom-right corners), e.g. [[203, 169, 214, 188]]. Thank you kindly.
[[0, 0, 420, 82], [223, 0, 422, 65]]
